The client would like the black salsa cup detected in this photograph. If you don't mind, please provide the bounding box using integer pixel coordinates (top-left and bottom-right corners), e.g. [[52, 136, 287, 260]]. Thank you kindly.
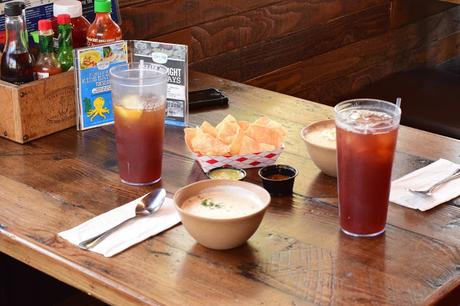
[[258, 165, 298, 195]]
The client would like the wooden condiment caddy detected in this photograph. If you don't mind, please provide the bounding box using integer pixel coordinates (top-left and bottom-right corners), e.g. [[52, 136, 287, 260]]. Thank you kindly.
[[0, 71, 76, 144]]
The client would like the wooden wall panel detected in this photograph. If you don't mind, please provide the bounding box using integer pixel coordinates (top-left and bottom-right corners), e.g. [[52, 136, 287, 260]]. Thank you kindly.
[[293, 32, 460, 104], [246, 5, 460, 96], [118, 0, 460, 105], [120, 0, 281, 40], [122, 0, 387, 60], [189, 4, 390, 81]]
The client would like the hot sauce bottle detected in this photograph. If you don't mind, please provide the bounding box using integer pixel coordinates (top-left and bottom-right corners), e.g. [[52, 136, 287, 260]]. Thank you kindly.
[[86, 0, 122, 46], [57, 14, 74, 72], [33, 19, 62, 79], [0, 1, 34, 85], [52, 0, 90, 49]]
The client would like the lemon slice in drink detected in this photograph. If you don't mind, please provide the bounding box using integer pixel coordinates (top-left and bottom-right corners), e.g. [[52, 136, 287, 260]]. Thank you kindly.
[[116, 95, 144, 121]]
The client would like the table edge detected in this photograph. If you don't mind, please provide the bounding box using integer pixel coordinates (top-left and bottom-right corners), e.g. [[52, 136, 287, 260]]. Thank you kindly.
[[0, 227, 161, 306]]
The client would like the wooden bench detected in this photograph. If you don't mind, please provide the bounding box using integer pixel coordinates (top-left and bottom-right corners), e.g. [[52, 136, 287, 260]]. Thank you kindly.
[[347, 68, 460, 139]]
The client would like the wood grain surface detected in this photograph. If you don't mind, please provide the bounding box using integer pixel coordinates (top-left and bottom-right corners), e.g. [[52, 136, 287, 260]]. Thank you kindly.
[[117, 0, 459, 105], [0, 72, 76, 144], [1, 72, 459, 305], [246, 4, 460, 104]]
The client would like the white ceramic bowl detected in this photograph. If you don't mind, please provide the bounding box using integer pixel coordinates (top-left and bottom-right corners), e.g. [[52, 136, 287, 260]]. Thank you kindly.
[[300, 119, 337, 177], [174, 180, 271, 250]]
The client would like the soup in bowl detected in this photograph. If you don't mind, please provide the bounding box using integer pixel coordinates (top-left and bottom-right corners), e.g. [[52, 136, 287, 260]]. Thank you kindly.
[[174, 180, 271, 250], [301, 119, 337, 177]]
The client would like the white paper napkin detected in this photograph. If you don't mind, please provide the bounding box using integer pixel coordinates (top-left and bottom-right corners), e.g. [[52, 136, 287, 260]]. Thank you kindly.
[[390, 159, 460, 211], [59, 195, 180, 257]]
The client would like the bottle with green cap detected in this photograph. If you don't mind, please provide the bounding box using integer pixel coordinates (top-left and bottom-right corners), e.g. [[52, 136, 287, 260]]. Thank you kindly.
[[86, 0, 122, 46], [57, 14, 74, 71]]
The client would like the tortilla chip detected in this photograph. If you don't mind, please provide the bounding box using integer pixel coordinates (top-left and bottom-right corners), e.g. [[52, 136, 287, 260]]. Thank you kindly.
[[217, 114, 238, 124], [253, 117, 286, 136], [191, 128, 229, 155], [245, 124, 284, 148], [248, 117, 286, 148], [239, 136, 261, 154], [229, 126, 245, 155], [238, 120, 250, 131], [200, 121, 217, 137], [216, 115, 239, 144], [184, 128, 197, 151], [259, 143, 275, 152], [254, 116, 284, 130]]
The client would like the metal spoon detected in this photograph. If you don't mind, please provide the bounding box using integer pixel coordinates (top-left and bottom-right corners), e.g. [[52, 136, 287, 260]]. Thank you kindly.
[[79, 188, 166, 250], [409, 168, 460, 196]]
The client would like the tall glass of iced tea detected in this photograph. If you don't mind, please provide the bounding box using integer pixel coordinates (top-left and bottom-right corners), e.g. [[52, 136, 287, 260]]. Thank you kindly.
[[335, 99, 401, 237], [109, 63, 168, 185]]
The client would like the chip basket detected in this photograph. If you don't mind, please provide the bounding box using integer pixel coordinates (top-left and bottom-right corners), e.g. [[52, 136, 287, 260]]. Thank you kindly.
[[192, 146, 284, 173]]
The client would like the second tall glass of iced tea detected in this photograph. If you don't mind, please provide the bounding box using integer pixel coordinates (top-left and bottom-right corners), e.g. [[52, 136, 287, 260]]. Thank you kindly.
[[335, 99, 401, 237], [109, 63, 168, 185]]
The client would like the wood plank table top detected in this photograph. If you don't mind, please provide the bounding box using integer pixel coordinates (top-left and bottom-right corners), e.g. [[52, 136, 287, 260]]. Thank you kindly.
[[1, 72, 460, 305]]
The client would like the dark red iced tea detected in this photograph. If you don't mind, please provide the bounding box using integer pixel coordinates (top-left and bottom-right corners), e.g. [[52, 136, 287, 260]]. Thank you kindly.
[[114, 103, 165, 185], [336, 108, 399, 236]]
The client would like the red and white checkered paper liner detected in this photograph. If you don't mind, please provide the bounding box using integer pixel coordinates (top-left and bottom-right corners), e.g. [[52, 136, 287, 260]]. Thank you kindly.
[[192, 146, 284, 172]]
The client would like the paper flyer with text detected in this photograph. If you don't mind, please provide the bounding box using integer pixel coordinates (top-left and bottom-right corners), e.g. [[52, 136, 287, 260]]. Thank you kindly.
[[74, 41, 128, 130], [132, 41, 189, 127]]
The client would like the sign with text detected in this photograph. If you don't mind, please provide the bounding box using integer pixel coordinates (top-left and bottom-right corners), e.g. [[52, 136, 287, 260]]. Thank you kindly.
[[74, 41, 128, 130], [132, 41, 189, 127], [74, 40, 188, 130]]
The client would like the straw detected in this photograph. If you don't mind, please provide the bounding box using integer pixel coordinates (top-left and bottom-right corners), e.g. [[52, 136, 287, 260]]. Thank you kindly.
[[396, 97, 402, 108], [139, 59, 144, 79], [139, 59, 144, 103]]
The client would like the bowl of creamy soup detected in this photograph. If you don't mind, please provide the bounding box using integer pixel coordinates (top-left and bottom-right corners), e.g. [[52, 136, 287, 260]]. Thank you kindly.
[[174, 180, 271, 250], [301, 119, 337, 177]]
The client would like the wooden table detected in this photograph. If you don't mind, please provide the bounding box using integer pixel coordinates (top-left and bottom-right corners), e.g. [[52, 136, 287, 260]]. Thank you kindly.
[[1, 72, 459, 305]]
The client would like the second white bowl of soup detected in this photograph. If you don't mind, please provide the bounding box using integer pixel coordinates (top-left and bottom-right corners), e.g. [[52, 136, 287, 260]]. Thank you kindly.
[[301, 119, 337, 177], [174, 180, 271, 250]]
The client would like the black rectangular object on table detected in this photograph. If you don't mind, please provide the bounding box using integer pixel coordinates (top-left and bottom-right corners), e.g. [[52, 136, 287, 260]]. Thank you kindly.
[[188, 88, 228, 110]]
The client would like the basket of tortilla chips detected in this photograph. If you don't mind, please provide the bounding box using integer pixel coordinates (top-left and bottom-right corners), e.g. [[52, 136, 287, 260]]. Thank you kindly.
[[184, 115, 286, 172]]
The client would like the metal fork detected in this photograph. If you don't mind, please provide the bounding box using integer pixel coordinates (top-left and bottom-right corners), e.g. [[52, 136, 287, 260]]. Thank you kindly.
[[409, 168, 460, 196]]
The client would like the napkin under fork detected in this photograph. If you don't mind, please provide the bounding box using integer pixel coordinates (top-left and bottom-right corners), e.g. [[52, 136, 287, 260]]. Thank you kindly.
[[59, 196, 180, 257], [390, 159, 460, 211]]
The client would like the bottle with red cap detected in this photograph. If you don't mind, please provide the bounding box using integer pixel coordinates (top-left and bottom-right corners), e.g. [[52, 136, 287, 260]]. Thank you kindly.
[[57, 14, 73, 71], [34, 19, 62, 79]]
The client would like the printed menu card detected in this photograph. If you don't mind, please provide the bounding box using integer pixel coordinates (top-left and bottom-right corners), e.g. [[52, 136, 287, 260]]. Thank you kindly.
[[132, 41, 189, 127], [74, 40, 188, 130], [74, 41, 129, 130]]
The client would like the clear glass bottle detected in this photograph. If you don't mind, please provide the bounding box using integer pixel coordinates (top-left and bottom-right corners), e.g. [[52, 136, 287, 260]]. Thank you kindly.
[[57, 14, 74, 72], [86, 0, 122, 46], [33, 19, 62, 79], [0, 1, 34, 85]]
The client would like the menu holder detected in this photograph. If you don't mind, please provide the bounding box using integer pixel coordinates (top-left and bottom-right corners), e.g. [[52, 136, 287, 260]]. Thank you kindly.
[[75, 40, 189, 130]]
